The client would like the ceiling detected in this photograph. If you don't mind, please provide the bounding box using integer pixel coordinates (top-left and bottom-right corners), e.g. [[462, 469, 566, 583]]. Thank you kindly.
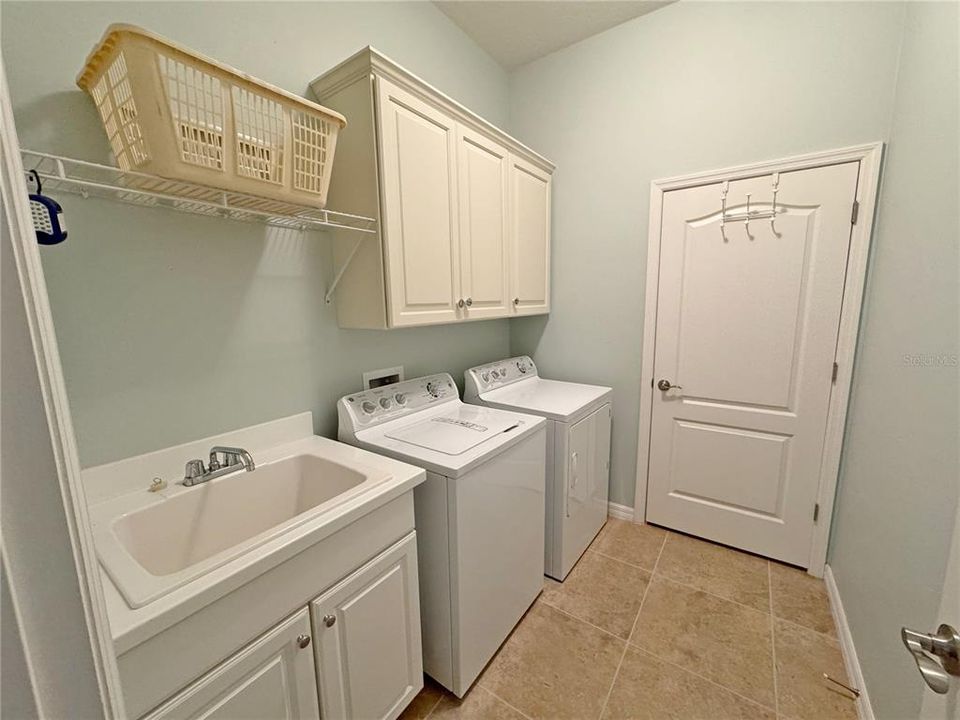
[[434, 1, 673, 70]]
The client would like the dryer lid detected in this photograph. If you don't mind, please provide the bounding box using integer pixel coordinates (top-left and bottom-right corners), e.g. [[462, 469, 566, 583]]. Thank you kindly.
[[384, 406, 520, 455]]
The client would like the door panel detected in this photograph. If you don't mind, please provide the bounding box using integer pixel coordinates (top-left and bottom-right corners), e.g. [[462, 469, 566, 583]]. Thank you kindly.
[[647, 162, 860, 565], [457, 126, 509, 319], [377, 79, 459, 326], [509, 155, 551, 315], [144, 610, 319, 720], [312, 533, 422, 720]]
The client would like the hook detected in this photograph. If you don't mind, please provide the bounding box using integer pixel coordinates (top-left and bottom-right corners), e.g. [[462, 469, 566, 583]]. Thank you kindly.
[[771, 172, 781, 235], [744, 193, 752, 233], [28, 169, 42, 194], [720, 180, 729, 241]]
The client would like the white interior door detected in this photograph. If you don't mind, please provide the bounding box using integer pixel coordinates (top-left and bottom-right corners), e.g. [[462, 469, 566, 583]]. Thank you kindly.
[[456, 125, 510, 319], [377, 78, 460, 326], [646, 162, 860, 566], [509, 154, 551, 315]]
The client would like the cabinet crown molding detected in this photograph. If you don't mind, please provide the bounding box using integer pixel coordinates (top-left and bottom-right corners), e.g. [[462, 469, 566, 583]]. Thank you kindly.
[[310, 46, 555, 175]]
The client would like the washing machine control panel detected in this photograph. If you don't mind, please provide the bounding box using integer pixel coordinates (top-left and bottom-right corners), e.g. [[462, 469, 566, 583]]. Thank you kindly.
[[467, 356, 538, 393], [341, 373, 458, 427]]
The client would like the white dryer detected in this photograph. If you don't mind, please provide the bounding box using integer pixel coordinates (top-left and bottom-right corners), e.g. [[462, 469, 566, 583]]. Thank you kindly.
[[465, 357, 612, 581], [338, 373, 545, 697]]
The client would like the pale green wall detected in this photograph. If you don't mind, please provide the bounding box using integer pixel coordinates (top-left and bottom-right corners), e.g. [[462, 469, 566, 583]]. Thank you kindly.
[[2, 2, 512, 467], [507, 1, 906, 508], [828, 3, 960, 718]]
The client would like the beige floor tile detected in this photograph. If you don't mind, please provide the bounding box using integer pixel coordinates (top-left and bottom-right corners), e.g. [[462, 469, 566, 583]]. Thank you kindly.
[[479, 602, 625, 719], [602, 646, 776, 720], [774, 619, 858, 720], [591, 519, 667, 570], [630, 576, 775, 709], [655, 533, 770, 612], [430, 686, 527, 720], [541, 551, 651, 638], [770, 563, 837, 636], [399, 676, 445, 720]]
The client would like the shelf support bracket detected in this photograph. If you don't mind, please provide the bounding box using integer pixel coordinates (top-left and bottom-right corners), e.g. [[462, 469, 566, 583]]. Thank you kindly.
[[325, 236, 366, 304]]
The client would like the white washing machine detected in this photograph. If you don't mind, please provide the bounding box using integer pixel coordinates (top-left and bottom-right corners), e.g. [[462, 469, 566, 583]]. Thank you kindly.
[[465, 357, 612, 581], [337, 373, 546, 697]]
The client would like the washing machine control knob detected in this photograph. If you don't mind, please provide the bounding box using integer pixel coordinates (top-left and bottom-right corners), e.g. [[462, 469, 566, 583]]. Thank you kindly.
[[379, 397, 392, 410], [361, 400, 377, 415], [394, 392, 407, 405]]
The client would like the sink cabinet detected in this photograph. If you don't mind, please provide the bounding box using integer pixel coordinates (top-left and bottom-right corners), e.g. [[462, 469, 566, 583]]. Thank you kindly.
[[143, 610, 321, 720], [142, 534, 421, 720], [140, 532, 421, 720], [312, 533, 422, 720], [310, 48, 554, 329]]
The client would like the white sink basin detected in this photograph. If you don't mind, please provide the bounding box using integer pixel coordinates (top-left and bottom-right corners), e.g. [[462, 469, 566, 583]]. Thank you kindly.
[[94, 450, 392, 608]]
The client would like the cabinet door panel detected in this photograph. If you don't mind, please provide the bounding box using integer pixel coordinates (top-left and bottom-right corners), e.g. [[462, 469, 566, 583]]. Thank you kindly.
[[312, 533, 422, 720], [509, 155, 551, 315], [377, 79, 460, 326], [143, 610, 319, 720], [457, 126, 510, 319]]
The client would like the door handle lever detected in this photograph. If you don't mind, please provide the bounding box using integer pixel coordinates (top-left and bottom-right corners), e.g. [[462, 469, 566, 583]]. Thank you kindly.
[[901, 624, 960, 694], [657, 379, 682, 392]]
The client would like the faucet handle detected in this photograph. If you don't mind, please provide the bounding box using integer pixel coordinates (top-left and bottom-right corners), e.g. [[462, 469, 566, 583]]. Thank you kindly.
[[184, 459, 206, 483]]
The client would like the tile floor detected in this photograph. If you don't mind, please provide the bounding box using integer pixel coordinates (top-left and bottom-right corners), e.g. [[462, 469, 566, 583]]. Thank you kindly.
[[401, 519, 859, 720]]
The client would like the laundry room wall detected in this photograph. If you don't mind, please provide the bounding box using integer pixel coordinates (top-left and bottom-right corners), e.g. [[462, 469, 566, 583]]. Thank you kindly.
[[506, 1, 906, 511], [2, 1, 512, 468], [827, 2, 959, 717]]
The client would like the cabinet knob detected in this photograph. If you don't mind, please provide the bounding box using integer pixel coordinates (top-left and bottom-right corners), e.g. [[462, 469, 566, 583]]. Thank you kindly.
[[297, 634, 311, 649], [457, 298, 465, 308], [465, 297, 473, 307], [323, 614, 336, 628], [513, 297, 520, 306]]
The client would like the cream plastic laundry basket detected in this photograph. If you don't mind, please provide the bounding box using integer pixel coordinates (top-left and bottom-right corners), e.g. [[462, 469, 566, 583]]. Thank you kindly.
[[77, 24, 346, 208]]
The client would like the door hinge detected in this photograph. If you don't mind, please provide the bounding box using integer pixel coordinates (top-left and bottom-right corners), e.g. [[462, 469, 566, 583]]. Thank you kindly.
[[831, 362, 839, 383], [851, 200, 860, 225], [814, 503, 820, 522]]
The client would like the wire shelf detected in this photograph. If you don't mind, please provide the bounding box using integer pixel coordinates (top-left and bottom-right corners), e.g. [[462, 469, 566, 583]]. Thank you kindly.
[[21, 149, 377, 235]]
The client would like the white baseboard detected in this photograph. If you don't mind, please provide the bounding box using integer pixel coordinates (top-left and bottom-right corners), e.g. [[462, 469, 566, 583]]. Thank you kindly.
[[607, 502, 635, 521], [824, 565, 875, 720]]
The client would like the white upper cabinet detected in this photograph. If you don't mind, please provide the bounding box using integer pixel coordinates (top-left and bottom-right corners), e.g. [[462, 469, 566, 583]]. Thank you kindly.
[[377, 80, 461, 326], [311, 48, 554, 329], [509, 154, 552, 315], [457, 126, 510, 320]]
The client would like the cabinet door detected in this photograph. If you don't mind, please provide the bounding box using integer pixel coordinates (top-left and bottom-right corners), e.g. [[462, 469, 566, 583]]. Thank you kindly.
[[509, 154, 551, 315], [143, 610, 319, 720], [456, 125, 510, 320], [376, 78, 460, 326], [312, 533, 422, 720]]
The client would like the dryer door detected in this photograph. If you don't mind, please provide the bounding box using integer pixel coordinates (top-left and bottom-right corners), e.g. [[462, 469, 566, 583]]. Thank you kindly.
[[561, 405, 611, 579]]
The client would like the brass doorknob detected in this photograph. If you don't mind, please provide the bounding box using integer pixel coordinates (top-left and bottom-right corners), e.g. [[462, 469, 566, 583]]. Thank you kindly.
[[657, 379, 682, 392]]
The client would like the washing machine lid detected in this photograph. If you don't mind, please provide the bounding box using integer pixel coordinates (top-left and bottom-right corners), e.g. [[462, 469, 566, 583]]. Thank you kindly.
[[384, 405, 521, 456], [479, 377, 612, 422]]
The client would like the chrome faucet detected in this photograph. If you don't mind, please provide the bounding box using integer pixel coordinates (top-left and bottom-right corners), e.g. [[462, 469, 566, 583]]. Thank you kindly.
[[182, 446, 256, 486]]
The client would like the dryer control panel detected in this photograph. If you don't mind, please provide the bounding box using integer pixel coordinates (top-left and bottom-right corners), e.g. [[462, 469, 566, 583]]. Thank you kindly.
[[338, 373, 459, 432], [464, 356, 538, 398]]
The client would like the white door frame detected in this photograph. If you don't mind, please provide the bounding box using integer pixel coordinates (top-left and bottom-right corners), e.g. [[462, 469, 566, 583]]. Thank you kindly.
[[0, 59, 126, 716], [633, 142, 884, 577]]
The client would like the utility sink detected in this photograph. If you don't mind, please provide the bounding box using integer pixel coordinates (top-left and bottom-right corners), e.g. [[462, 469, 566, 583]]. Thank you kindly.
[[93, 450, 393, 608]]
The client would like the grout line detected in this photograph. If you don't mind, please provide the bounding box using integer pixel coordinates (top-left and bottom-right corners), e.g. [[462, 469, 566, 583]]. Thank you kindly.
[[591, 548, 659, 573], [633, 644, 778, 715], [648, 570, 772, 618], [477, 685, 536, 720], [538, 598, 629, 643], [420, 689, 444, 720], [772, 615, 842, 643], [769, 561, 781, 718], [595, 529, 669, 720]]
